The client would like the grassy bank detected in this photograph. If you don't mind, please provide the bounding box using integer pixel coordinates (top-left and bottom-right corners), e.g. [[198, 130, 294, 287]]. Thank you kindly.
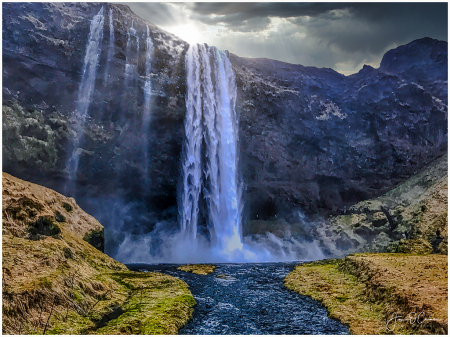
[[284, 253, 448, 334], [177, 264, 216, 275], [2, 173, 195, 334]]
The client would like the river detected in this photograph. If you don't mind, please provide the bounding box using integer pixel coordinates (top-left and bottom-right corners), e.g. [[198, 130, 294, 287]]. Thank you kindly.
[[128, 262, 349, 335]]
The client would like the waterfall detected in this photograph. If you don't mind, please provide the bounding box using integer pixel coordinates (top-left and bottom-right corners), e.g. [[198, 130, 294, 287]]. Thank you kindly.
[[103, 7, 115, 85], [65, 7, 104, 195], [123, 19, 139, 115], [182, 44, 247, 260], [142, 25, 154, 184], [210, 48, 243, 255], [124, 20, 139, 80], [181, 44, 203, 240]]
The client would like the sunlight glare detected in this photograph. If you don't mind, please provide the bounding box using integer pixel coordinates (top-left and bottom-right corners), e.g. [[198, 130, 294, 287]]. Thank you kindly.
[[169, 24, 204, 44]]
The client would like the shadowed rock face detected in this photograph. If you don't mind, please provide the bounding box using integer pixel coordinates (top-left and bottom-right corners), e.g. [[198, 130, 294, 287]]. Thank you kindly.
[[2, 3, 448, 256], [232, 38, 447, 220], [3, 3, 189, 249]]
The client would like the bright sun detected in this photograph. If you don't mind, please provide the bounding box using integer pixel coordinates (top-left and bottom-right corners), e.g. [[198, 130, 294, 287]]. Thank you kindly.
[[169, 24, 204, 45]]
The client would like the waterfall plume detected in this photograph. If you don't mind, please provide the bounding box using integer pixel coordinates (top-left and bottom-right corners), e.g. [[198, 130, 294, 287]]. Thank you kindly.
[[181, 44, 254, 261], [65, 6, 104, 196], [103, 7, 115, 85], [142, 25, 154, 185]]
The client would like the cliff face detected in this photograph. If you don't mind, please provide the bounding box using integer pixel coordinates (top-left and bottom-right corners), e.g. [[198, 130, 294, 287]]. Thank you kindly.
[[232, 40, 447, 220], [3, 3, 188, 252], [319, 153, 448, 256], [2, 2, 448, 256]]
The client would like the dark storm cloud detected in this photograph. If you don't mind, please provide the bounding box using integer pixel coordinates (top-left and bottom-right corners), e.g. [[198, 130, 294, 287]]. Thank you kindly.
[[289, 3, 448, 55], [189, 2, 447, 38], [189, 2, 349, 31], [189, 2, 348, 18], [189, 2, 447, 66], [121, 2, 447, 73], [190, 11, 272, 32]]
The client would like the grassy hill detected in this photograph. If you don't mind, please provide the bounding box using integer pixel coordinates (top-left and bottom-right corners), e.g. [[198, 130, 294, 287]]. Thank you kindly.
[[2, 173, 195, 334]]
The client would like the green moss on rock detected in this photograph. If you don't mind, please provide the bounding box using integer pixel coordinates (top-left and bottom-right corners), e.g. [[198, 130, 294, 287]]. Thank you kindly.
[[84, 228, 105, 253], [95, 272, 195, 335], [395, 238, 433, 254], [28, 215, 61, 237], [55, 211, 66, 222], [62, 202, 73, 212]]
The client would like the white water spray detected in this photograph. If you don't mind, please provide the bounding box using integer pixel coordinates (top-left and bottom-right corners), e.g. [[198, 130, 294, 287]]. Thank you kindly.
[[65, 7, 104, 195], [124, 20, 139, 81]]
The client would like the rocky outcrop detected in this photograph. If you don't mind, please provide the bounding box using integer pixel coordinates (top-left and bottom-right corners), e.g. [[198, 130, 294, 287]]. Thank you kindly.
[[2, 2, 448, 256], [2, 172, 195, 334], [318, 153, 448, 256], [2, 172, 104, 249]]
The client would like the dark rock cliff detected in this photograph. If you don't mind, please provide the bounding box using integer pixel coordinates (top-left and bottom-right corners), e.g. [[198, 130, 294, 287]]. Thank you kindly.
[[3, 3, 188, 255], [2, 3, 448, 256], [232, 38, 447, 221]]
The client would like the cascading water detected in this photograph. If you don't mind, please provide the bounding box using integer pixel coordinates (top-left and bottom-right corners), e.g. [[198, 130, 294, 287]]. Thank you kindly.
[[181, 44, 256, 261], [124, 19, 139, 80], [65, 7, 104, 195], [122, 19, 139, 118], [103, 7, 115, 85], [210, 48, 244, 258], [181, 44, 204, 241], [142, 25, 154, 184]]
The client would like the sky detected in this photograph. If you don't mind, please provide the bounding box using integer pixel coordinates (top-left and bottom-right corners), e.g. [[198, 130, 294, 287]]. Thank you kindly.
[[118, 2, 448, 75]]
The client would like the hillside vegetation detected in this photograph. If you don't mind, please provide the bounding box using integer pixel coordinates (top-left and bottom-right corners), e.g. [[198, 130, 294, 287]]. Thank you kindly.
[[285, 254, 448, 334], [2, 173, 195, 334], [319, 153, 448, 256]]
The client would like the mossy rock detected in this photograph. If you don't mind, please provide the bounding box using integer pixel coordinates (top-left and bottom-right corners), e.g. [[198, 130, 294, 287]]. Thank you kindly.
[[371, 211, 388, 227], [177, 264, 216, 275], [395, 238, 433, 254], [28, 215, 61, 237], [5, 196, 44, 221], [62, 202, 73, 212], [436, 240, 448, 255], [55, 210, 66, 222], [84, 228, 105, 252]]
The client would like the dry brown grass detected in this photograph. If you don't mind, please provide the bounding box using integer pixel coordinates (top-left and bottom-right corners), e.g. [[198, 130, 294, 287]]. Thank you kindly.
[[2, 172, 195, 335], [177, 264, 216, 275], [2, 172, 103, 239], [285, 254, 448, 334]]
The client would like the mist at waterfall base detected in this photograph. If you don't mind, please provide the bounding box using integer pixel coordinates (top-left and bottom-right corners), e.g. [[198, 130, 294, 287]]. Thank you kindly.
[[65, 7, 324, 264], [93, 196, 325, 264]]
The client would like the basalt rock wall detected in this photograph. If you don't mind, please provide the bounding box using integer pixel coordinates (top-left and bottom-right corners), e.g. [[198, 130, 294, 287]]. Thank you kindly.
[[232, 38, 447, 221]]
